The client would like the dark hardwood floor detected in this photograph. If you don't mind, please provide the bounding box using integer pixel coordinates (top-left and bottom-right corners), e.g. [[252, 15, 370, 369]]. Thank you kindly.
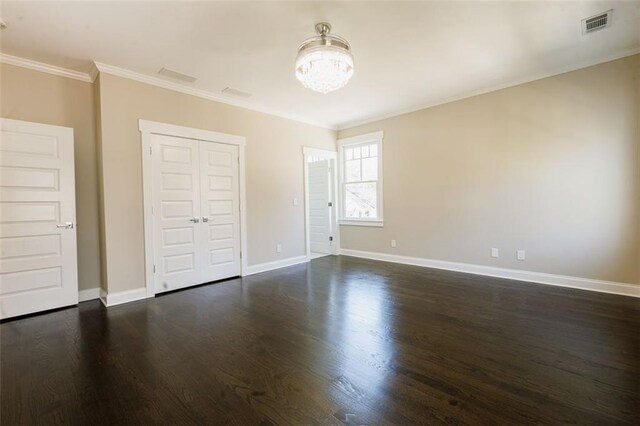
[[1, 255, 638, 425]]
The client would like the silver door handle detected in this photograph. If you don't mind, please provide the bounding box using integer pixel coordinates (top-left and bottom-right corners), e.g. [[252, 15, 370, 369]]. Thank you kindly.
[[202, 217, 208, 223], [189, 217, 200, 223], [57, 222, 74, 229]]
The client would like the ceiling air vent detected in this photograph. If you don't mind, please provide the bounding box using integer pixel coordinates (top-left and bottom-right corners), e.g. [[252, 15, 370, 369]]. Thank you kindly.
[[158, 67, 197, 83], [582, 10, 612, 34], [221, 87, 252, 98]]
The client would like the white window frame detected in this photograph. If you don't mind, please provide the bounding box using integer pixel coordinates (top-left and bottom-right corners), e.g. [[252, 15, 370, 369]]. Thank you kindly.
[[337, 131, 384, 227]]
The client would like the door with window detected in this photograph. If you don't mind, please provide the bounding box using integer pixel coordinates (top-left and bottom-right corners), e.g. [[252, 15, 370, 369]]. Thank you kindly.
[[0, 118, 79, 319], [152, 134, 241, 294]]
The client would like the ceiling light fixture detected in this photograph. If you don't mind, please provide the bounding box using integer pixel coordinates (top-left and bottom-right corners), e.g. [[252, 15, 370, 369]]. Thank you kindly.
[[295, 22, 354, 94]]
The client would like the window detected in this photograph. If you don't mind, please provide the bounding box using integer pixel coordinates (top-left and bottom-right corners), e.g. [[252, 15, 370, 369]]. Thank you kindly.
[[338, 131, 383, 226]]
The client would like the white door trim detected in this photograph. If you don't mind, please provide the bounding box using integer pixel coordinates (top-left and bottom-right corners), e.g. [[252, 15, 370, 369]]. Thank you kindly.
[[139, 120, 248, 298], [302, 146, 340, 260]]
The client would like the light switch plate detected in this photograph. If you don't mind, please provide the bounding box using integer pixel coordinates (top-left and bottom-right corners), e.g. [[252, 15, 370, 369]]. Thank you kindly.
[[491, 248, 499, 258], [517, 250, 525, 261]]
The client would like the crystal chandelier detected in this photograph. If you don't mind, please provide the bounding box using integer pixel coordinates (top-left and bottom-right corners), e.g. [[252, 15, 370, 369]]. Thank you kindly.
[[295, 23, 354, 94]]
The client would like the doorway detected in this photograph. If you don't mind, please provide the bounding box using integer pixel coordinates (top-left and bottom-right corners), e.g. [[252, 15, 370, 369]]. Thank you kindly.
[[303, 147, 339, 260], [139, 120, 247, 297]]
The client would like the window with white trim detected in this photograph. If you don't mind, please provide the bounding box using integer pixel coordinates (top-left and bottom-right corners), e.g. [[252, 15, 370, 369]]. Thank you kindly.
[[338, 131, 383, 226]]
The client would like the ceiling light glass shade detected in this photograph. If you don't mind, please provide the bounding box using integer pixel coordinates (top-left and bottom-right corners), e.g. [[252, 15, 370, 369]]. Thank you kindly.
[[295, 23, 354, 94]]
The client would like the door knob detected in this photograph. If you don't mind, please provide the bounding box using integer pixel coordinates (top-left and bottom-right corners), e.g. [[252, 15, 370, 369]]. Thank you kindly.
[[56, 222, 74, 229], [202, 217, 209, 223], [189, 217, 200, 223]]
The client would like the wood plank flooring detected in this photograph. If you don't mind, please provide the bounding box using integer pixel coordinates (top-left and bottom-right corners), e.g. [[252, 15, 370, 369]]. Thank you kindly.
[[1, 255, 638, 425]]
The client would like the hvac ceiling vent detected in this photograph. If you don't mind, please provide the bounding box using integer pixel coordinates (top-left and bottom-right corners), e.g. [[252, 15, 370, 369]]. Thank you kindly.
[[158, 67, 197, 83], [221, 87, 252, 98], [582, 10, 612, 34]]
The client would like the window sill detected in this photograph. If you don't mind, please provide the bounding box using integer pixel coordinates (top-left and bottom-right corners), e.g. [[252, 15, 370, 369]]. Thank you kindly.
[[339, 220, 384, 227]]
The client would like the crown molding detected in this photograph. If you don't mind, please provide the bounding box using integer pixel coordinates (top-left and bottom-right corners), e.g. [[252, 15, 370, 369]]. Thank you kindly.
[[337, 47, 640, 131], [93, 62, 337, 130], [0, 52, 336, 130], [0, 52, 93, 83], [88, 61, 100, 82]]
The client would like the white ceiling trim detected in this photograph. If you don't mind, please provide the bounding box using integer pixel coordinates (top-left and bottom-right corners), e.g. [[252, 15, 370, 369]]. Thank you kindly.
[[93, 62, 337, 130], [0, 52, 336, 130], [0, 52, 93, 82], [337, 47, 640, 131]]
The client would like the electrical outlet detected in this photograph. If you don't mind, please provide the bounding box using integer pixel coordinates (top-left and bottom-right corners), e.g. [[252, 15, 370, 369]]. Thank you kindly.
[[491, 248, 499, 258], [293, 197, 298, 206], [391, 239, 397, 248], [276, 243, 282, 253], [517, 250, 525, 261]]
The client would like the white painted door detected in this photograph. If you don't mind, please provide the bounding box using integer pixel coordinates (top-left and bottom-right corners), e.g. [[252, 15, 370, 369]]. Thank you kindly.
[[308, 159, 332, 254], [0, 118, 78, 319], [152, 135, 241, 294], [199, 141, 241, 282], [152, 134, 202, 293]]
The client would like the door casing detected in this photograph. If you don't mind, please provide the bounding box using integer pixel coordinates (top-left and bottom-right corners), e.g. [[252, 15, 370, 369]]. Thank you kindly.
[[139, 120, 247, 298]]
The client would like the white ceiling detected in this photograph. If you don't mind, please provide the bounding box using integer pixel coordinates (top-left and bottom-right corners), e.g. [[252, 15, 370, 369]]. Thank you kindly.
[[1, 1, 638, 129]]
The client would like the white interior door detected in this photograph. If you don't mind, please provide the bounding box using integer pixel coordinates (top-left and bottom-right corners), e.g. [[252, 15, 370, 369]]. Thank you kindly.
[[152, 135, 241, 294], [199, 141, 241, 282], [308, 159, 332, 254], [152, 134, 201, 293], [0, 118, 78, 319]]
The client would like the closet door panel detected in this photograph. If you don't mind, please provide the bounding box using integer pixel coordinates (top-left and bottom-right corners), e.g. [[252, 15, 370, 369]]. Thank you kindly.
[[153, 134, 201, 293], [199, 141, 241, 282]]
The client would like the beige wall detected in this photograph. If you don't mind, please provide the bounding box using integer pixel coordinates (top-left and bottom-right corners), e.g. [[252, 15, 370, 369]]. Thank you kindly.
[[96, 73, 336, 293], [0, 63, 102, 291], [338, 55, 640, 285]]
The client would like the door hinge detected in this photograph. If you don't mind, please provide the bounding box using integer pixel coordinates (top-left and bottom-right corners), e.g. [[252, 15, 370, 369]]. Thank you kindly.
[[239, 251, 242, 259], [153, 265, 156, 273], [328, 202, 333, 207], [149, 146, 153, 155], [329, 236, 333, 242]]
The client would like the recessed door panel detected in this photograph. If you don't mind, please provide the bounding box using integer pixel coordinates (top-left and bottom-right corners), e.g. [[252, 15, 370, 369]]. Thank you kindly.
[[0, 118, 78, 319], [308, 159, 332, 254], [199, 141, 241, 282], [152, 134, 201, 293]]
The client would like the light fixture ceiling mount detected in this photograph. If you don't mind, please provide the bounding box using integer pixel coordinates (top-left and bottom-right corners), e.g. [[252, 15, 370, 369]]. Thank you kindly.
[[295, 22, 354, 94]]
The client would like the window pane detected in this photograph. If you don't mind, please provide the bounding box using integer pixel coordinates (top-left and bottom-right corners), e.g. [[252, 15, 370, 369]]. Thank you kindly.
[[345, 182, 377, 219], [362, 157, 377, 181], [345, 159, 361, 182], [345, 148, 353, 160], [353, 146, 361, 159], [361, 145, 369, 158], [369, 144, 378, 157]]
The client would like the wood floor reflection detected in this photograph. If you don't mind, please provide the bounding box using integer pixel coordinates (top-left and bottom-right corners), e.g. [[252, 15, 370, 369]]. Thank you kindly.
[[2, 255, 638, 425]]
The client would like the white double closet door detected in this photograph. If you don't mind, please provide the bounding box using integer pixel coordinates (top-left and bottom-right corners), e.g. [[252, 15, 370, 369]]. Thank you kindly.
[[152, 134, 241, 294]]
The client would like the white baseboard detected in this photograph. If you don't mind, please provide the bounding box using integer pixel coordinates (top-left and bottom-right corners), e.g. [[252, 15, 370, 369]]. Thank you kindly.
[[78, 288, 101, 302], [244, 255, 309, 276], [99, 287, 149, 307], [340, 249, 640, 298]]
